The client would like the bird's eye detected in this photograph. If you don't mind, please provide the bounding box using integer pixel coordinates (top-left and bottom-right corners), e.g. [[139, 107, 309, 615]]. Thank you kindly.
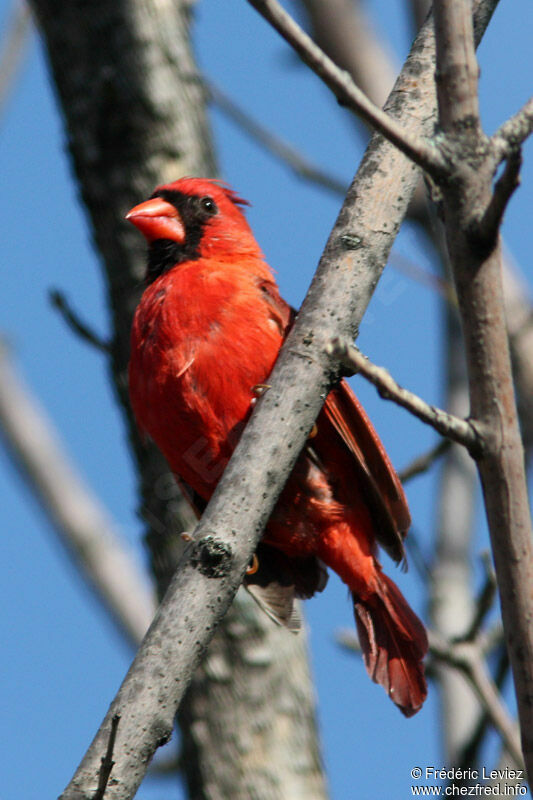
[[199, 196, 217, 215]]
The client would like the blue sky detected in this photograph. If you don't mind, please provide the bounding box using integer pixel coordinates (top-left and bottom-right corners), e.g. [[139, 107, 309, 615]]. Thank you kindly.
[[1, 1, 532, 798]]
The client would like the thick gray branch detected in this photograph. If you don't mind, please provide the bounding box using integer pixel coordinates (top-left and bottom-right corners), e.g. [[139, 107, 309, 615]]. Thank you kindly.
[[434, 0, 533, 783]]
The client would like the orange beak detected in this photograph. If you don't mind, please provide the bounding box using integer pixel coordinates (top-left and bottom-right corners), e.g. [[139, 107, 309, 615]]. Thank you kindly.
[[125, 197, 186, 243]]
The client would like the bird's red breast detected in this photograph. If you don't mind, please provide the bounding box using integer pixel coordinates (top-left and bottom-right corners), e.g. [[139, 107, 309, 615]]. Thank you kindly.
[[127, 177, 427, 716]]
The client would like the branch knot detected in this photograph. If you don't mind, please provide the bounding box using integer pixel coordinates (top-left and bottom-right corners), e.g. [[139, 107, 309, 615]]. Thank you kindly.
[[191, 536, 233, 578]]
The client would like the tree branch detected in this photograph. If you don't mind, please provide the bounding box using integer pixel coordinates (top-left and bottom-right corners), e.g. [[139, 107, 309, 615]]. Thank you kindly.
[[0, 0, 31, 120], [429, 633, 523, 770], [93, 715, 121, 800], [397, 439, 451, 483], [478, 149, 522, 243], [460, 552, 497, 643], [329, 338, 483, 454], [492, 97, 533, 160], [433, 0, 481, 132], [338, 626, 522, 769], [0, 342, 155, 648], [206, 79, 347, 196], [49, 289, 111, 353], [431, 296, 480, 767], [246, 0, 448, 177], [298, 0, 396, 109], [433, 0, 533, 782]]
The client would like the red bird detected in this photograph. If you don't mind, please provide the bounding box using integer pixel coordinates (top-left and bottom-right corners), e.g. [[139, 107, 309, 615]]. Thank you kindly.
[[127, 177, 427, 716]]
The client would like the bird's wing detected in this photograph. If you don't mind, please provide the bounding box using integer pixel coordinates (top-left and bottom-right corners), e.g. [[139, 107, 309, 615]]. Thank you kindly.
[[320, 381, 411, 565], [256, 278, 294, 335], [253, 279, 409, 564]]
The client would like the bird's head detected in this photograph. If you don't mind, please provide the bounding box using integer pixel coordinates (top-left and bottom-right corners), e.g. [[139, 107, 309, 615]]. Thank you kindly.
[[126, 177, 263, 283]]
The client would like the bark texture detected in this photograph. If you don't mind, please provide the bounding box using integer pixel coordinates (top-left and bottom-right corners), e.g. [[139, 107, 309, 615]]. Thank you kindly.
[[29, 1, 326, 797], [433, 0, 533, 782]]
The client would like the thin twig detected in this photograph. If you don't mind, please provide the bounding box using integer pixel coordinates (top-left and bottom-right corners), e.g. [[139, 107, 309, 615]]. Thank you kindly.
[[460, 552, 497, 643], [328, 338, 483, 455], [337, 627, 522, 768], [405, 526, 433, 584], [49, 289, 110, 353], [459, 644, 512, 771], [491, 97, 533, 160], [246, 0, 448, 177], [398, 439, 451, 483], [389, 251, 453, 300], [207, 80, 347, 196], [299, 0, 396, 109], [478, 149, 522, 244], [429, 634, 524, 770], [92, 715, 121, 800]]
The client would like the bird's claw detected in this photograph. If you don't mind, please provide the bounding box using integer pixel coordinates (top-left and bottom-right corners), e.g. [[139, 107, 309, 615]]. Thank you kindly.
[[246, 553, 259, 575]]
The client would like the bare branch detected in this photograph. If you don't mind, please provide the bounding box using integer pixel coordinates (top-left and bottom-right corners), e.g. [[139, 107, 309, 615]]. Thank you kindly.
[[246, 0, 448, 176], [0, 1, 31, 120], [207, 80, 347, 196], [409, 0, 432, 31], [433, 0, 533, 780], [502, 256, 533, 451], [478, 149, 522, 244], [299, 0, 396, 108], [433, 0, 481, 132], [460, 552, 497, 643], [431, 290, 480, 766], [492, 97, 533, 160], [93, 716, 121, 800], [398, 439, 451, 483], [49, 289, 111, 353], [338, 626, 522, 769], [429, 634, 523, 770], [0, 342, 155, 648], [459, 644, 511, 771], [328, 338, 483, 454]]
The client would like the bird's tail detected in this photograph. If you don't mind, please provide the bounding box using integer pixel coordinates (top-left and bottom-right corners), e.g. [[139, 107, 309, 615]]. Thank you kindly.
[[353, 572, 428, 717]]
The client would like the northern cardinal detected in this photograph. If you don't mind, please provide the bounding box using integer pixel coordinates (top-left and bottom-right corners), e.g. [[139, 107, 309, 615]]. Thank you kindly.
[[127, 177, 427, 716]]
